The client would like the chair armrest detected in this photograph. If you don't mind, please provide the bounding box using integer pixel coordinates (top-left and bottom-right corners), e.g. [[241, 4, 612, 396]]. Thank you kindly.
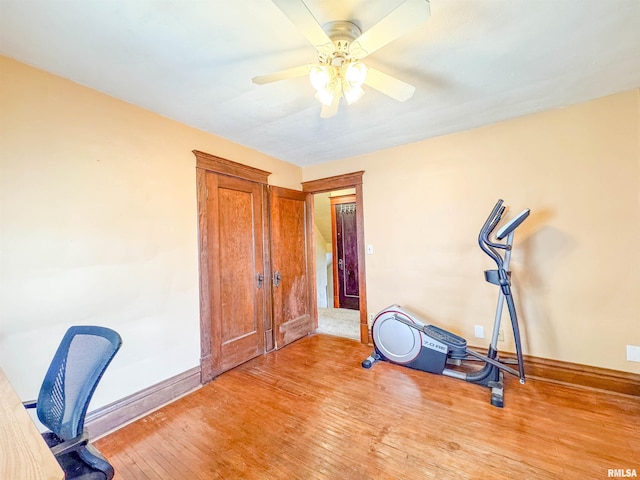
[[22, 400, 37, 409], [50, 430, 89, 457]]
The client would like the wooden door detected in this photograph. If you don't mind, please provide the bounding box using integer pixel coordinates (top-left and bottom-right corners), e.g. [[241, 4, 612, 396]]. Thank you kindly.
[[205, 172, 266, 375], [331, 196, 360, 310], [269, 186, 316, 348]]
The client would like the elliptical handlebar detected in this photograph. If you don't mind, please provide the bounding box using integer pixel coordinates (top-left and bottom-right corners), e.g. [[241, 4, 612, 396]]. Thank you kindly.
[[478, 199, 506, 268], [480, 199, 504, 238]]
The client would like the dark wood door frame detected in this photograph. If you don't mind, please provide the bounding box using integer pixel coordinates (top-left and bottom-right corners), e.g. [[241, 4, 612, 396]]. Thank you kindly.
[[194, 150, 272, 384], [301, 171, 368, 344]]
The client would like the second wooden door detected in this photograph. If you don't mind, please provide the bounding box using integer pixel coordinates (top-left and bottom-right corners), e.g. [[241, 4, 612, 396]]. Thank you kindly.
[[269, 186, 316, 348]]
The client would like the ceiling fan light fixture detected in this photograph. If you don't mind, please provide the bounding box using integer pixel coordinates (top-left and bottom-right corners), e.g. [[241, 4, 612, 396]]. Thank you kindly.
[[314, 87, 335, 107], [345, 61, 367, 88], [309, 65, 331, 91], [342, 83, 364, 105]]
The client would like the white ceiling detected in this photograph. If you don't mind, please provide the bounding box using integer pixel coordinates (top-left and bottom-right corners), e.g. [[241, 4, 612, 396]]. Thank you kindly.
[[1, 1, 639, 166]]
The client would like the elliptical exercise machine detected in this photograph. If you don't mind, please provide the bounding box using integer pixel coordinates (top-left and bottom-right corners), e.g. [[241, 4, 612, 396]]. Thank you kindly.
[[362, 199, 529, 407]]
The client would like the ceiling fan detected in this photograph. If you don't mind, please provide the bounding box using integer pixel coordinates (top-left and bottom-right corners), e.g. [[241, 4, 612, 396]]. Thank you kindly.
[[252, 0, 431, 118]]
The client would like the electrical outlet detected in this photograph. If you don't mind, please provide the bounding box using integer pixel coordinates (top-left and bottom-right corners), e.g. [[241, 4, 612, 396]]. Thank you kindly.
[[474, 325, 484, 339], [498, 330, 505, 342], [627, 345, 640, 363]]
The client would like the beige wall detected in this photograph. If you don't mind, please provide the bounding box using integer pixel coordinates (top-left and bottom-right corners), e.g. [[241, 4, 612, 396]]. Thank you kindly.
[[304, 89, 640, 374], [0, 56, 302, 406]]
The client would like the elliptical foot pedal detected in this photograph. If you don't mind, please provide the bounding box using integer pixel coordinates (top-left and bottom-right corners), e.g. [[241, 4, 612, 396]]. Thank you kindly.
[[423, 325, 467, 359], [491, 393, 504, 408], [362, 352, 380, 369], [489, 371, 505, 408]]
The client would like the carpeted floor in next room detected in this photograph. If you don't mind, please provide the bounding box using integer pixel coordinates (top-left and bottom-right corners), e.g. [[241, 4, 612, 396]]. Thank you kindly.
[[316, 307, 360, 341]]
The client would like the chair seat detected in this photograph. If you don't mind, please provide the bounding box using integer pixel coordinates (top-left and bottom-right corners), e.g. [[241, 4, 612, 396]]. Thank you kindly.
[[43, 432, 114, 480]]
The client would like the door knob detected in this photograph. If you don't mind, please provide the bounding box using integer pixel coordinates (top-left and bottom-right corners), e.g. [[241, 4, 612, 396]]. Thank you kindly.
[[256, 272, 264, 289], [273, 270, 281, 287]]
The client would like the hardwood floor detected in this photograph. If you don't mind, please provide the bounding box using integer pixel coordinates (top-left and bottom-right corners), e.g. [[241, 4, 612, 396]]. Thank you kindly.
[[96, 335, 640, 479]]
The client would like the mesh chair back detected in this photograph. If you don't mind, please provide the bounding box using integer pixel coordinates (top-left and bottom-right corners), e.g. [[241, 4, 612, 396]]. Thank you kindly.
[[37, 326, 122, 440]]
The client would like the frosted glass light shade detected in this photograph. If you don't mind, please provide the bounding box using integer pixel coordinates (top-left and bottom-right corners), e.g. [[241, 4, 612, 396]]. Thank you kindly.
[[315, 87, 335, 106], [310, 66, 331, 91], [343, 84, 364, 105], [345, 62, 367, 87]]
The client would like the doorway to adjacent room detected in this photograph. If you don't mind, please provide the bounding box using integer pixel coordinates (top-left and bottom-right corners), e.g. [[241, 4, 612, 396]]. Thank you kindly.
[[302, 172, 368, 343], [313, 190, 360, 340]]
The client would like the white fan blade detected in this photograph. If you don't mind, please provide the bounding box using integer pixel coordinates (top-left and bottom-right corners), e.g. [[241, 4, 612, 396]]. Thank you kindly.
[[320, 88, 340, 118], [350, 0, 431, 59], [272, 0, 334, 52], [252, 65, 311, 85], [364, 67, 416, 102]]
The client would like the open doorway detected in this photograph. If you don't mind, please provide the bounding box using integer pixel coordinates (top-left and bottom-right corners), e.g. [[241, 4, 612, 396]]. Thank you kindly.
[[313, 189, 360, 340], [302, 171, 368, 344]]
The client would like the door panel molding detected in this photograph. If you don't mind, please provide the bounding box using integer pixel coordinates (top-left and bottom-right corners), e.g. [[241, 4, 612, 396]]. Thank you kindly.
[[196, 168, 215, 382], [301, 171, 364, 192], [194, 150, 270, 184], [301, 172, 369, 344]]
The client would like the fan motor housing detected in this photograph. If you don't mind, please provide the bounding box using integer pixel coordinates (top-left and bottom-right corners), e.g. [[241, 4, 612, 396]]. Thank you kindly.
[[319, 20, 362, 61], [323, 20, 361, 42]]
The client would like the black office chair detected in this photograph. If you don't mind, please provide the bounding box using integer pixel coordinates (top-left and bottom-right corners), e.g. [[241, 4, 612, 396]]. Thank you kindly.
[[24, 325, 122, 480]]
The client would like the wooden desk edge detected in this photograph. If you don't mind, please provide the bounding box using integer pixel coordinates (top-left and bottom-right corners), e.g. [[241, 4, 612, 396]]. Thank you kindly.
[[0, 368, 65, 480]]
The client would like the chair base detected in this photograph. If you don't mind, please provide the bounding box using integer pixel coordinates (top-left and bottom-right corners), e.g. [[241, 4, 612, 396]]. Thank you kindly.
[[43, 433, 114, 480]]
